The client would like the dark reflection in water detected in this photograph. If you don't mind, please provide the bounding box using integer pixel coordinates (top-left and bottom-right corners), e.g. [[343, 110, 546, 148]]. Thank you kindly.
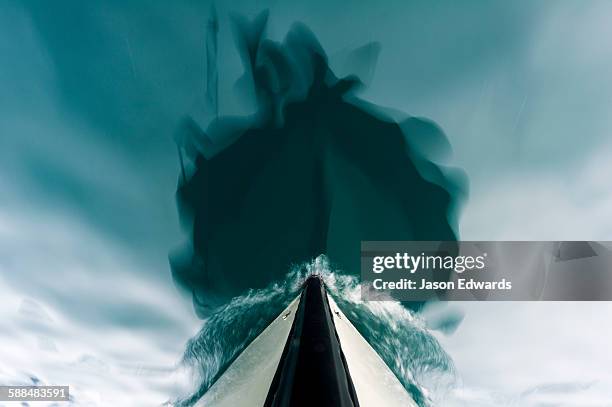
[[171, 11, 467, 317]]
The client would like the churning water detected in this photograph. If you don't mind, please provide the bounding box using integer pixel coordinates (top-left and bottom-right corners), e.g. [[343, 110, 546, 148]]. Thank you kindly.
[[175, 256, 454, 407]]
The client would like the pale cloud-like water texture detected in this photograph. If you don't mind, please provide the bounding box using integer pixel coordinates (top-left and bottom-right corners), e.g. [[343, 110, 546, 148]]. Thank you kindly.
[[0, 198, 200, 405], [2, 0, 612, 406], [0, 2, 201, 405]]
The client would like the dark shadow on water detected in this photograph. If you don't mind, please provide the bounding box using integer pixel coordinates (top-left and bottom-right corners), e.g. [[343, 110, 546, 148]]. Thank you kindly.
[[171, 10, 467, 317]]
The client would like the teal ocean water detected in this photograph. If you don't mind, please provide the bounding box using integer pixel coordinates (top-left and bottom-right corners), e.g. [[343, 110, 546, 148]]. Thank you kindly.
[[4, 1, 612, 406]]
